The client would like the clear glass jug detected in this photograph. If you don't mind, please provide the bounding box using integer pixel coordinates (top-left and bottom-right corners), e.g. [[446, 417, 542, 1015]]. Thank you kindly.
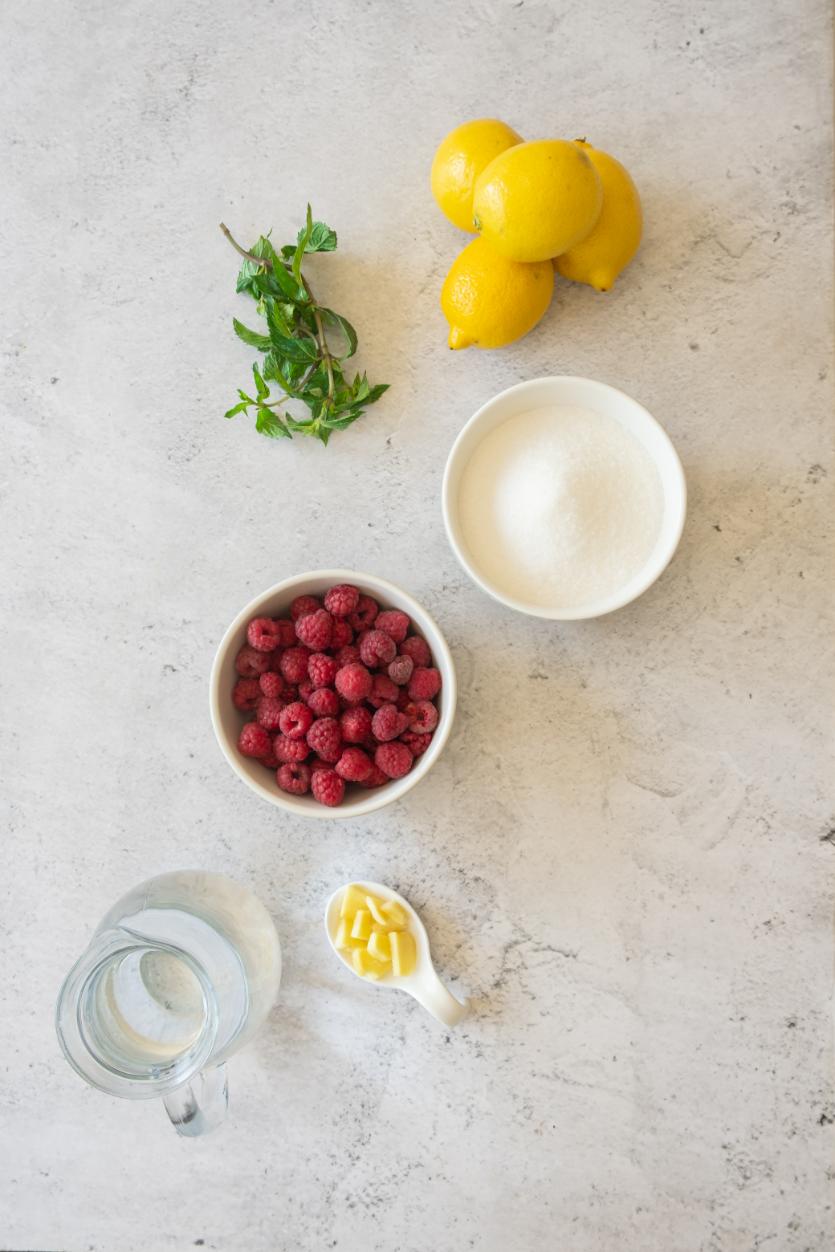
[[55, 870, 281, 1137]]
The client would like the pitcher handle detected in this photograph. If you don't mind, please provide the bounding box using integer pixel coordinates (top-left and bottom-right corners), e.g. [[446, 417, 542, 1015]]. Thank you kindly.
[[162, 1063, 228, 1137]]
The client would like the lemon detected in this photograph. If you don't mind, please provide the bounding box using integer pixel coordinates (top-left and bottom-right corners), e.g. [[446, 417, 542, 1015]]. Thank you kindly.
[[431, 119, 523, 232], [473, 139, 603, 262], [441, 236, 554, 350], [555, 141, 642, 291]]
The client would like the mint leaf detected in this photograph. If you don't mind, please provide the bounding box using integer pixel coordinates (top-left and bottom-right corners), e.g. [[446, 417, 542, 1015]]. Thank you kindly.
[[321, 308, 357, 358], [291, 204, 314, 286], [233, 319, 271, 351], [255, 407, 290, 438], [253, 363, 269, 399], [306, 221, 337, 253], [224, 400, 249, 419]]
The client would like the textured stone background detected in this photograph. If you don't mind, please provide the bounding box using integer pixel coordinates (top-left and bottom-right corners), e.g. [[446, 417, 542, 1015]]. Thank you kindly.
[[1, 1, 832, 1249]]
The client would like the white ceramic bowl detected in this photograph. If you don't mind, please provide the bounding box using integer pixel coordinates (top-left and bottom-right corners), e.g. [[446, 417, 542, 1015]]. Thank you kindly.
[[210, 571, 456, 820], [442, 376, 687, 620]]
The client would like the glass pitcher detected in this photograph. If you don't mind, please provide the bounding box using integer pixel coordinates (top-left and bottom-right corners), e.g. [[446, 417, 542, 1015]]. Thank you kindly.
[[56, 870, 281, 1137]]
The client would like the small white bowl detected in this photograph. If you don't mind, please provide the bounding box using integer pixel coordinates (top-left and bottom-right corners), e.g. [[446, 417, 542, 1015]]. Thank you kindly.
[[210, 571, 456, 820], [442, 376, 687, 621]]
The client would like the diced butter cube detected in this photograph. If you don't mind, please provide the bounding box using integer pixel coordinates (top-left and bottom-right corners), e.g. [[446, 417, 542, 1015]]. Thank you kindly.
[[367, 930, 391, 963], [365, 894, 388, 925], [340, 884, 368, 921], [380, 900, 409, 931], [352, 947, 390, 980], [390, 930, 416, 977], [351, 909, 372, 941]]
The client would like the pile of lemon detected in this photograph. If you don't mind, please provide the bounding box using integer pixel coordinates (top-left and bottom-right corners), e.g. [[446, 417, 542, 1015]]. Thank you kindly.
[[431, 120, 642, 350]]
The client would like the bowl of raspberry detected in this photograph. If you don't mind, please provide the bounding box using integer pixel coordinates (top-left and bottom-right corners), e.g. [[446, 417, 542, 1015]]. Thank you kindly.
[[210, 572, 456, 818]]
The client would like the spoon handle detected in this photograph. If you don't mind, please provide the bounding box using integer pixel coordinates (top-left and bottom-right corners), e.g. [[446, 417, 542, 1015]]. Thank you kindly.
[[410, 974, 468, 1026]]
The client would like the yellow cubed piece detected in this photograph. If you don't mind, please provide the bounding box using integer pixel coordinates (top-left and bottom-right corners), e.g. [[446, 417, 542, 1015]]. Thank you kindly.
[[351, 909, 372, 941], [365, 894, 388, 926], [340, 884, 368, 921], [390, 930, 416, 977], [380, 900, 409, 931], [334, 919, 364, 951], [352, 947, 390, 980], [367, 930, 391, 963]]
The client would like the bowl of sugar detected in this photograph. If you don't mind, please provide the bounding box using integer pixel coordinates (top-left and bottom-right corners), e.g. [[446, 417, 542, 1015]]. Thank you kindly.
[[442, 376, 686, 620]]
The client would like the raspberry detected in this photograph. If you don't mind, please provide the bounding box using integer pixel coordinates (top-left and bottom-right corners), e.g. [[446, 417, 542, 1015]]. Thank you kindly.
[[335, 644, 361, 668], [267, 649, 285, 672], [238, 722, 273, 758], [309, 756, 331, 774], [400, 635, 431, 668], [246, 617, 283, 652], [324, 583, 360, 617], [232, 678, 261, 710], [290, 594, 321, 621], [258, 672, 284, 699], [311, 767, 345, 807], [375, 741, 413, 779], [297, 678, 314, 703], [235, 645, 271, 678], [259, 746, 280, 770], [308, 652, 338, 689], [406, 700, 439, 733], [360, 629, 397, 668], [401, 730, 432, 757], [335, 662, 372, 703], [280, 646, 311, 685], [395, 687, 412, 711], [375, 610, 410, 643], [282, 685, 299, 704], [331, 619, 354, 649], [274, 734, 310, 763], [306, 717, 342, 763], [348, 594, 379, 631], [368, 673, 399, 709], [335, 747, 373, 782], [372, 703, 410, 742], [273, 618, 297, 647], [256, 696, 285, 731], [307, 687, 340, 718], [276, 761, 311, 796], [359, 764, 389, 788], [387, 654, 414, 686], [295, 609, 333, 651], [408, 667, 441, 700], [340, 705, 373, 743], [279, 701, 313, 740]]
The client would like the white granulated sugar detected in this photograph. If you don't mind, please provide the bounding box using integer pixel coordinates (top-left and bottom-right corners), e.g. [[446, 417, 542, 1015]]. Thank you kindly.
[[458, 405, 665, 610]]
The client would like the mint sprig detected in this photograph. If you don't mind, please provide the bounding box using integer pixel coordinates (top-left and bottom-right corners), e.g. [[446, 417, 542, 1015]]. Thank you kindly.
[[220, 209, 388, 444]]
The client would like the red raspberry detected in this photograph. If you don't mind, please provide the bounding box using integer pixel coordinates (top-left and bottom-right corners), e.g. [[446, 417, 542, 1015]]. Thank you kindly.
[[401, 730, 432, 757], [279, 701, 313, 740], [311, 767, 345, 807], [290, 594, 321, 621], [274, 733, 310, 763], [308, 652, 338, 689], [331, 619, 353, 649], [368, 673, 400, 709], [267, 648, 285, 672], [295, 609, 333, 651], [297, 678, 313, 703], [340, 705, 373, 743], [395, 687, 412, 711], [235, 645, 271, 678], [387, 654, 414, 686], [408, 667, 441, 700], [335, 644, 361, 668], [259, 746, 279, 770], [372, 703, 410, 742], [400, 635, 431, 668], [280, 646, 311, 685], [348, 594, 379, 631], [375, 610, 410, 643], [307, 687, 340, 718], [238, 722, 273, 758], [406, 700, 439, 733], [360, 629, 397, 668], [309, 755, 331, 774], [282, 685, 299, 704], [324, 583, 360, 617], [360, 763, 389, 788], [232, 678, 261, 710], [306, 717, 342, 763], [273, 618, 297, 647], [256, 697, 285, 731], [246, 617, 283, 652], [335, 747, 373, 782], [335, 662, 372, 703], [276, 761, 311, 796], [375, 741, 413, 779], [258, 672, 284, 699]]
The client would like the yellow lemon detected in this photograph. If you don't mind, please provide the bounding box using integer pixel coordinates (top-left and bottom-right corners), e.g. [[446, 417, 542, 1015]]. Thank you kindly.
[[440, 236, 554, 349], [473, 139, 603, 262], [431, 119, 523, 232], [555, 141, 642, 291]]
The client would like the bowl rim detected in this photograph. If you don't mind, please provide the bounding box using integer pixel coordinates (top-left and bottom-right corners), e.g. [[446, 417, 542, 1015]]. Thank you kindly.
[[441, 375, 688, 621], [209, 569, 457, 820]]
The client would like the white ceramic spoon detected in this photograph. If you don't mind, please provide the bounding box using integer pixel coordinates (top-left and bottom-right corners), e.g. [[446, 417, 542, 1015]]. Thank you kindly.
[[325, 881, 468, 1027]]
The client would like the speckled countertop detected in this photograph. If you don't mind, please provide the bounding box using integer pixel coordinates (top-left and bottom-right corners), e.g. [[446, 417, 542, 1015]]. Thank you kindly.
[[1, 1, 832, 1249]]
